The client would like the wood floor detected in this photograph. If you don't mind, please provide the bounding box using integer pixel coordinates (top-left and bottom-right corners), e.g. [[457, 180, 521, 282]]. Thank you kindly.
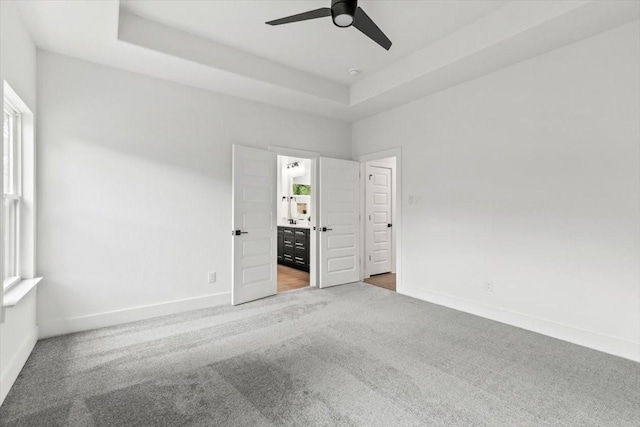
[[278, 265, 393, 293], [277, 264, 309, 293], [364, 273, 396, 292]]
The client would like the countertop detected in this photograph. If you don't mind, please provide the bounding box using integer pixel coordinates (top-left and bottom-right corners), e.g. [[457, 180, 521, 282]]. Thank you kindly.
[[278, 223, 311, 229]]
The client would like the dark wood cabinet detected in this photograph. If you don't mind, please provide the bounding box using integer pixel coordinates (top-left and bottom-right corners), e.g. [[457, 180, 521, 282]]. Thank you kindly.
[[277, 228, 283, 262], [278, 226, 310, 271]]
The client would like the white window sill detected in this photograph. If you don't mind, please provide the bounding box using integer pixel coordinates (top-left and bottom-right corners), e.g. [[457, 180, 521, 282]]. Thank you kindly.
[[4, 276, 21, 290], [3, 277, 42, 308]]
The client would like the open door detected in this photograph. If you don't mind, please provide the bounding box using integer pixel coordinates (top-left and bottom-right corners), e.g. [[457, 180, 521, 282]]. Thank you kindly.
[[319, 157, 360, 288], [232, 145, 277, 305], [366, 164, 392, 276]]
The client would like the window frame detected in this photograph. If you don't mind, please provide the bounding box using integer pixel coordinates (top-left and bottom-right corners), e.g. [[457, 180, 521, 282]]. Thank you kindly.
[[3, 99, 22, 291]]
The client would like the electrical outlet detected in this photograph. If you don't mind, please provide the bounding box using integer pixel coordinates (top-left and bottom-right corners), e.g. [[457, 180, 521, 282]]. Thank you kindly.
[[486, 282, 493, 292], [208, 272, 217, 284]]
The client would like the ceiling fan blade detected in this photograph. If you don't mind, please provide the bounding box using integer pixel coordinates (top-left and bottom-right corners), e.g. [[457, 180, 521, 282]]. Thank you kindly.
[[353, 7, 392, 50], [266, 8, 332, 26]]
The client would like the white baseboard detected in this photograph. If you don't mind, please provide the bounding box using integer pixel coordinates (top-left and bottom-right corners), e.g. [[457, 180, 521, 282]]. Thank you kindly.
[[400, 284, 640, 362], [1, 326, 38, 405], [39, 292, 231, 339]]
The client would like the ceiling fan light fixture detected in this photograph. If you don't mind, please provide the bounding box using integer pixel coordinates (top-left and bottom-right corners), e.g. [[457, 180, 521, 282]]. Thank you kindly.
[[265, 0, 392, 51], [331, 0, 357, 28], [333, 14, 354, 27]]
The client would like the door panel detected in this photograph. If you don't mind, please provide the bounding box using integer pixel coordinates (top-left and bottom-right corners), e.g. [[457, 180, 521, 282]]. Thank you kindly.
[[232, 145, 277, 305], [366, 165, 392, 276], [319, 157, 360, 288]]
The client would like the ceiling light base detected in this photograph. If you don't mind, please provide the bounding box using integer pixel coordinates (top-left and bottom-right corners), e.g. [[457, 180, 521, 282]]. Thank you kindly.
[[331, 0, 357, 28]]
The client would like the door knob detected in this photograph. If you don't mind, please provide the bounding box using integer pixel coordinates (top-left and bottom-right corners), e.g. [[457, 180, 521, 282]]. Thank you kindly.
[[321, 227, 333, 232], [232, 230, 249, 236], [387, 224, 392, 228]]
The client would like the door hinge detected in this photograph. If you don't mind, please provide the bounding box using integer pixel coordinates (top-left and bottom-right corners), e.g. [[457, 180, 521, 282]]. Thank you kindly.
[[369, 255, 372, 261]]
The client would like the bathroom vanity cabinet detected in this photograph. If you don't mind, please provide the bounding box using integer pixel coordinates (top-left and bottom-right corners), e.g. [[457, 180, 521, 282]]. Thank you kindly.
[[277, 226, 310, 272]]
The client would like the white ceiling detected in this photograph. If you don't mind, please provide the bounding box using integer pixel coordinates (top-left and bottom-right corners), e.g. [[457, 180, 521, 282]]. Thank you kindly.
[[15, 1, 640, 121], [120, 0, 509, 85]]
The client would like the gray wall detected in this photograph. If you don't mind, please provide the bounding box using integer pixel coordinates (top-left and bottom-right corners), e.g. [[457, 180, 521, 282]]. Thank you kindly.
[[36, 51, 351, 337], [352, 21, 640, 360], [0, 0, 38, 404]]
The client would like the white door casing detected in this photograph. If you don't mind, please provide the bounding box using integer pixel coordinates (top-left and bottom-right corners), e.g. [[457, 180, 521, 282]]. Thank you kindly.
[[232, 145, 277, 305], [366, 165, 392, 276], [319, 157, 360, 288]]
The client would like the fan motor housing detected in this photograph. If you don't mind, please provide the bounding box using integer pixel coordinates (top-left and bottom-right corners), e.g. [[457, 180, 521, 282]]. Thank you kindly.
[[331, 0, 357, 27]]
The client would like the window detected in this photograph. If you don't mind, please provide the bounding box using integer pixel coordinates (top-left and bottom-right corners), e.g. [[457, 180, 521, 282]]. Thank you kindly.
[[3, 99, 21, 290]]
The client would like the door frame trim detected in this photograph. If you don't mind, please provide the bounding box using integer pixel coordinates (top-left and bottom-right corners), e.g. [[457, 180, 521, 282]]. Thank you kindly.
[[358, 147, 402, 293], [268, 146, 319, 288]]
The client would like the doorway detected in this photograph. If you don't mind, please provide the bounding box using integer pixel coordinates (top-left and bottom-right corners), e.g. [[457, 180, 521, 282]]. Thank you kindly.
[[231, 144, 362, 305], [360, 153, 400, 292], [276, 155, 313, 293]]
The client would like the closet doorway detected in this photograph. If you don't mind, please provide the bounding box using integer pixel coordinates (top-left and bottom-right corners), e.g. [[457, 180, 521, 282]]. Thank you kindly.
[[359, 151, 400, 293]]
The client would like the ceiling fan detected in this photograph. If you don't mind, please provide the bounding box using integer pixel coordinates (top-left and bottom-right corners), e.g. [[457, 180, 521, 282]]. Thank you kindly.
[[266, 0, 392, 51]]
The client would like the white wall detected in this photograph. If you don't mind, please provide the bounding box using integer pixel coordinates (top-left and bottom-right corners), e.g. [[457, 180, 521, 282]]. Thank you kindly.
[[352, 21, 640, 361], [36, 51, 351, 337], [0, 0, 38, 404]]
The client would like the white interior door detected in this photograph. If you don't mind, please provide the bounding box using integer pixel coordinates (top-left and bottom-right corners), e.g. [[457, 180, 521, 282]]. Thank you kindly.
[[232, 145, 277, 305], [366, 165, 392, 276], [319, 157, 360, 288]]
